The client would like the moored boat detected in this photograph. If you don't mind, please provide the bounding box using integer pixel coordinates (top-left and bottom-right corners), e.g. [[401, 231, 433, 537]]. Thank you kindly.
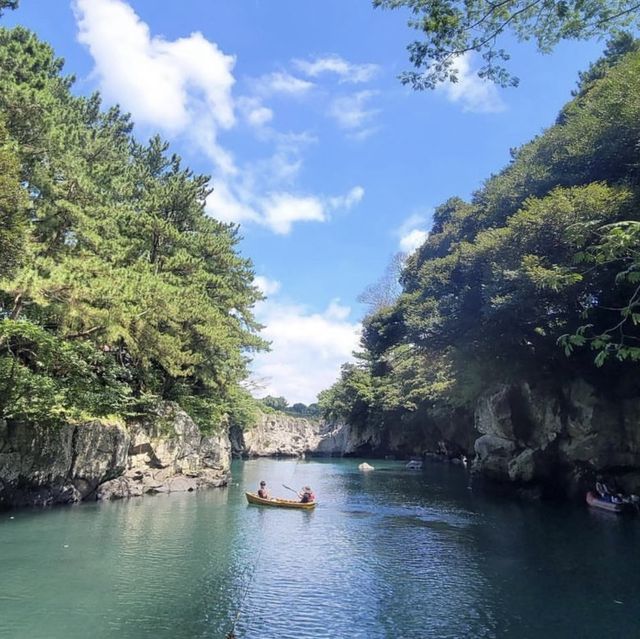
[[586, 491, 624, 513], [245, 492, 317, 509]]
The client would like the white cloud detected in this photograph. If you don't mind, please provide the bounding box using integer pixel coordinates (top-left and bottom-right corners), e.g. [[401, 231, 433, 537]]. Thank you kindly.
[[262, 193, 326, 235], [207, 181, 364, 235], [254, 276, 281, 297], [439, 53, 506, 114], [74, 0, 238, 172], [400, 229, 429, 253], [329, 185, 364, 210], [206, 181, 260, 226], [238, 97, 273, 128], [251, 298, 361, 403], [294, 55, 379, 83], [396, 212, 431, 253], [329, 90, 379, 130], [76, 0, 364, 237], [257, 71, 314, 96]]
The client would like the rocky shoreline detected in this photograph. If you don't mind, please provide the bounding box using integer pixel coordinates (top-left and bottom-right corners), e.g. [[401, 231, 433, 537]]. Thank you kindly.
[[0, 403, 231, 509], [3, 378, 639, 510]]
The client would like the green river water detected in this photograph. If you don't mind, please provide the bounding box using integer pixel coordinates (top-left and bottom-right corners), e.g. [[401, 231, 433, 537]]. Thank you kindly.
[[1, 458, 639, 638]]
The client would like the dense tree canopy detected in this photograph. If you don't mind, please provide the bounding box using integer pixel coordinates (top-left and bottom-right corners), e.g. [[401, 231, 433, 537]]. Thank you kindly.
[[321, 41, 640, 432], [374, 0, 640, 88], [0, 27, 267, 430]]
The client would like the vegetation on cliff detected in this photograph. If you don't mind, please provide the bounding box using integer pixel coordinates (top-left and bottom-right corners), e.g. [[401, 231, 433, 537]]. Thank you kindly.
[[0, 27, 267, 431], [320, 38, 640, 435]]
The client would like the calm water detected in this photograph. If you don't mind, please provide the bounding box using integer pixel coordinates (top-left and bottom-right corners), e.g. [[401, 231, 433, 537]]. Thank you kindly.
[[1, 458, 639, 639]]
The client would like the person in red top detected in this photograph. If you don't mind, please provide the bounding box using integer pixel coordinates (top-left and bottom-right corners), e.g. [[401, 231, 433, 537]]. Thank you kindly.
[[257, 480, 269, 499], [299, 486, 315, 503]]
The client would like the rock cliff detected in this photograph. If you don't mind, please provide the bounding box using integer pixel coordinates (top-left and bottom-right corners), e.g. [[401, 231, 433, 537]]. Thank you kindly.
[[472, 380, 640, 497], [232, 412, 369, 458], [0, 402, 230, 509]]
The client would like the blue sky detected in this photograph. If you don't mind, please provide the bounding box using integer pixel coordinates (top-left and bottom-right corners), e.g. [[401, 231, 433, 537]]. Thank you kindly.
[[5, 0, 605, 402]]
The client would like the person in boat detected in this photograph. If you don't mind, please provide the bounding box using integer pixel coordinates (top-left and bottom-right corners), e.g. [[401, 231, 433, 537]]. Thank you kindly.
[[595, 476, 623, 503], [257, 480, 269, 499], [299, 486, 315, 503]]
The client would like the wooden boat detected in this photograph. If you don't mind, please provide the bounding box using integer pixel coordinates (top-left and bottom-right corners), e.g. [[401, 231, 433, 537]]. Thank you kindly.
[[245, 492, 317, 509], [586, 491, 624, 513]]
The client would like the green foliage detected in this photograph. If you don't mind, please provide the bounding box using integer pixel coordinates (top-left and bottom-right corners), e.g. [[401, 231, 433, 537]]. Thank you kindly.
[[288, 402, 321, 417], [0, 319, 131, 425], [0, 2, 18, 17], [318, 362, 375, 429], [0, 27, 267, 430], [320, 39, 640, 436], [559, 221, 640, 365], [0, 119, 27, 278], [373, 0, 640, 88], [259, 395, 289, 411]]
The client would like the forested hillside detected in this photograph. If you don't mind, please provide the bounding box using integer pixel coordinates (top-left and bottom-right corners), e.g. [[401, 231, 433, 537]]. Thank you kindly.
[[320, 38, 640, 478], [0, 27, 266, 432]]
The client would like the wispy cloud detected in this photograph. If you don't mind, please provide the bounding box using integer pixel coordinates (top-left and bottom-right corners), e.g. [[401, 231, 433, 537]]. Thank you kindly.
[[294, 54, 379, 84], [256, 71, 314, 96], [329, 186, 365, 210], [237, 96, 273, 128], [439, 53, 506, 114], [206, 183, 365, 235], [74, 0, 238, 173], [328, 90, 380, 138], [75, 0, 364, 237]]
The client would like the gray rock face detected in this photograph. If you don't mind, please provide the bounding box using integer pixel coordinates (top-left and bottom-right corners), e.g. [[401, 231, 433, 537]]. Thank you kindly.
[[472, 381, 640, 495], [96, 403, 230, 501], [0, 419, 129, 508], [236, 412, 371, 458], [0, 403, 231, 509]]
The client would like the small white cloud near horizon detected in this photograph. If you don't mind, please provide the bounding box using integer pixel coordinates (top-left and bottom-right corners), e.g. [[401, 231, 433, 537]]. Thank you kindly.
[[439, 53, 506, 114], [251, 297, 361, 403], [294, 54, 379, 83], [73, 0, 238, 173], [396, 212, 431, 253]]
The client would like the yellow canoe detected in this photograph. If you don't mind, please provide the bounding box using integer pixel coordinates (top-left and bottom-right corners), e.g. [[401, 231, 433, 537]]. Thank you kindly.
[[245, 492, 316, 509]]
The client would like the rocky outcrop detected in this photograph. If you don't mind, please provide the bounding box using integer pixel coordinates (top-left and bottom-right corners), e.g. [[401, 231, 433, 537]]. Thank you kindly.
[[96, 403, 230, 501], [234, 410, 472, 461], [472, 380, 640, 496], [232, 412, 374, 458], [0, 418, 129, 508], [0, 403, 231, 509]]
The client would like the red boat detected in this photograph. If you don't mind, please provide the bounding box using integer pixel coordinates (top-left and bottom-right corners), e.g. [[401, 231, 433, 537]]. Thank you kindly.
[[586, 491, 624, 513]]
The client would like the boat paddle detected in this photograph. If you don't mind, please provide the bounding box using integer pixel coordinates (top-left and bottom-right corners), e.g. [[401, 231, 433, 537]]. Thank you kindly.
[[282, 484, 299, 497]]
